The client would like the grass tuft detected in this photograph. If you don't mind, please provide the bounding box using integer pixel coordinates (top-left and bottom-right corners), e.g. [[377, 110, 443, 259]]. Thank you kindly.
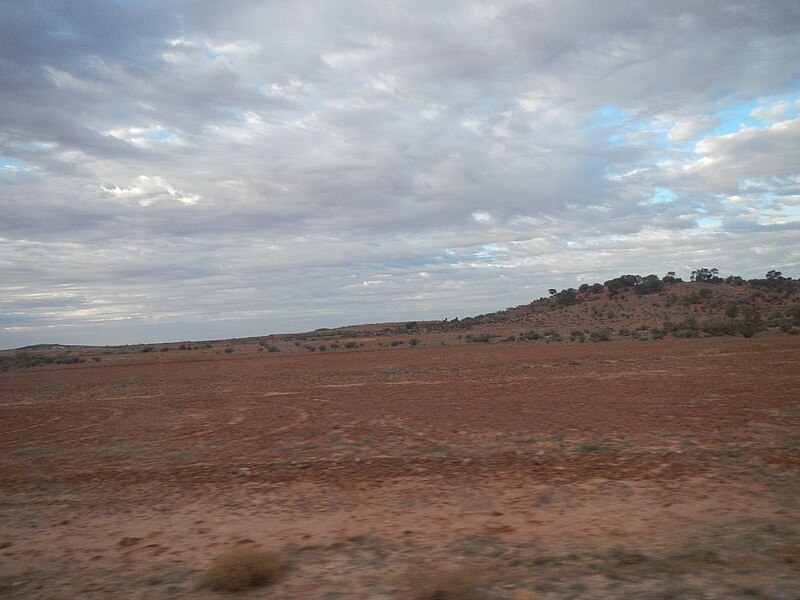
[[407, 566, 486, 600], [200, 547, 287, 592]]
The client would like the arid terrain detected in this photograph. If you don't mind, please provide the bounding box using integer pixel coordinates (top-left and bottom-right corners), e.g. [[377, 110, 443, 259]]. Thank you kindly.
[[2, 333, 800, 599]]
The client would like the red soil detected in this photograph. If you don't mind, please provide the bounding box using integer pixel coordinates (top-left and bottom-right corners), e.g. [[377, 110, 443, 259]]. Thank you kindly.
[[2, 337, 799, 598]]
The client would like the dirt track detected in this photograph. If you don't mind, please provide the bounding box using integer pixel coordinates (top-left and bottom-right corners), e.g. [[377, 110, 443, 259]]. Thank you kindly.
[[2, 337, 800, 598]]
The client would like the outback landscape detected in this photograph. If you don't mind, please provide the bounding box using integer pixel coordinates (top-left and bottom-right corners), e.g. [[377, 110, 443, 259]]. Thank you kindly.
[[2, 272, 800, 599]]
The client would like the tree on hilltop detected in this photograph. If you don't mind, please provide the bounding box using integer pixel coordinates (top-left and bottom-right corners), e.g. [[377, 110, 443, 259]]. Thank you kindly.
[[691, 267, 721, 283]]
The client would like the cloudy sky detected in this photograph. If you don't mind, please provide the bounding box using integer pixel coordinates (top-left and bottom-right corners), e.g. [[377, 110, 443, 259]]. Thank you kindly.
[[2, 1, 800, 348]]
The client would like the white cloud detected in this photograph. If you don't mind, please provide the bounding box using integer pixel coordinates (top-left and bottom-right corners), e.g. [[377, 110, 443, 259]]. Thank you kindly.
[[102, 176, 201, 206], [683, 116, 800, 190]]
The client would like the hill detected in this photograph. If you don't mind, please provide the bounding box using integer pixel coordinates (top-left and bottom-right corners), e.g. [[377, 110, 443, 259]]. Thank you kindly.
[[2, 270, 799, 370]]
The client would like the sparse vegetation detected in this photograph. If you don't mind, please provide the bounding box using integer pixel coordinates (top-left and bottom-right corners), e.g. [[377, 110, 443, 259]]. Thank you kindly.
[[1, 269, 796, 369], [0, 350, 85, 371]]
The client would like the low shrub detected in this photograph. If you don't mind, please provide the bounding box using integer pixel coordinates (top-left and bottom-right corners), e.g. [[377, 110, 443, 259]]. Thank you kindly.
[[201, 548, 287, 592], [590, 328, 612, 342], [466, 333, 493, 343], [407, 566, 485, 600]]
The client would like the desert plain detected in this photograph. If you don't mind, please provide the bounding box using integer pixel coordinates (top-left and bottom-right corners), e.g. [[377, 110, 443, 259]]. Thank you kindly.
[[2, 336, 800, 599]]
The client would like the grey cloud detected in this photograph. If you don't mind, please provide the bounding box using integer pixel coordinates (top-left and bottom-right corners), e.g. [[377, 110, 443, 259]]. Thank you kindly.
[[2, 1, 799, 347]]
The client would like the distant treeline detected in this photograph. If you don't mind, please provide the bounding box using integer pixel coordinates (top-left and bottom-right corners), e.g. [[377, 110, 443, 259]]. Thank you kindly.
[[549, 268, 794, 303]]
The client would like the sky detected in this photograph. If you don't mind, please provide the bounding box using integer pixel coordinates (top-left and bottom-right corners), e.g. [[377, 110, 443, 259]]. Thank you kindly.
[[2, 1, 800, 349]]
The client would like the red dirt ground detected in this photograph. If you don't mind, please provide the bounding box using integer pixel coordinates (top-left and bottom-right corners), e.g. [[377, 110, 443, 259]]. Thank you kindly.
[[2, 337, 800, 599]]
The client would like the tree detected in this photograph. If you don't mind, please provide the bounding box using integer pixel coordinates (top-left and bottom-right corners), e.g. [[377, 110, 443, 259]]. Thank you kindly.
[[557, 288, 577, 305], [605, 274, 641, 294], [635, 274, 664, 295], [662, 271, 679, 284], [548, 288, 557, 296], [691, 267, 720, 283], [766, 270, 783, 280]]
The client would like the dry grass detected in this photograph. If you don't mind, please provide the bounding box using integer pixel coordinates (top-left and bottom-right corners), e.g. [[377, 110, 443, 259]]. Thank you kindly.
[[407, 566, 486, 600], [200, 547, 287, 592]]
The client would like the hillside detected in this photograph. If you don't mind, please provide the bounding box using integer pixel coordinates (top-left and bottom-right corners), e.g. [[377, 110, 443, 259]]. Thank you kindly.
[[2, 270, 799, 370]]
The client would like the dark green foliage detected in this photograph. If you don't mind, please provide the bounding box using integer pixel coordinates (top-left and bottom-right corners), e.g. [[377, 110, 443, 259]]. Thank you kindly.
[[691, 267, 721, 283], [635, 274, 664, 295], [766, 269, 784, 280], [605, 274, 641, 293], [662, 271, 679, 283], [556, 287, 577, 305]]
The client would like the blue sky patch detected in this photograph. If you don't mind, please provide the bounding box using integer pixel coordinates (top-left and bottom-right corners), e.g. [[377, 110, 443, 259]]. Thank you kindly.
[[647, 187, 677, 204], [0, 156, 28, 171]]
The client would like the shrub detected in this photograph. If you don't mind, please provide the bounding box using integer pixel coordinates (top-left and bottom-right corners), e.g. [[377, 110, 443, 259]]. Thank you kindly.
[[737, 321, 761, 338], [466, 333, 492, 343], [699, 319, 736, 336], [590, 328, 612, 342], [344, 341, 358, 349], [201, 548, 287, 592], [518, 331, 540, 341], [543, 329, 561, 342], [407, 566, 485, 600]]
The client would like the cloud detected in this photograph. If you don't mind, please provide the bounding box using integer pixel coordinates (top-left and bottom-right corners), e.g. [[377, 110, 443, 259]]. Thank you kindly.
[[1, 1, 799, 347], [101, 176, 201, 206]]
